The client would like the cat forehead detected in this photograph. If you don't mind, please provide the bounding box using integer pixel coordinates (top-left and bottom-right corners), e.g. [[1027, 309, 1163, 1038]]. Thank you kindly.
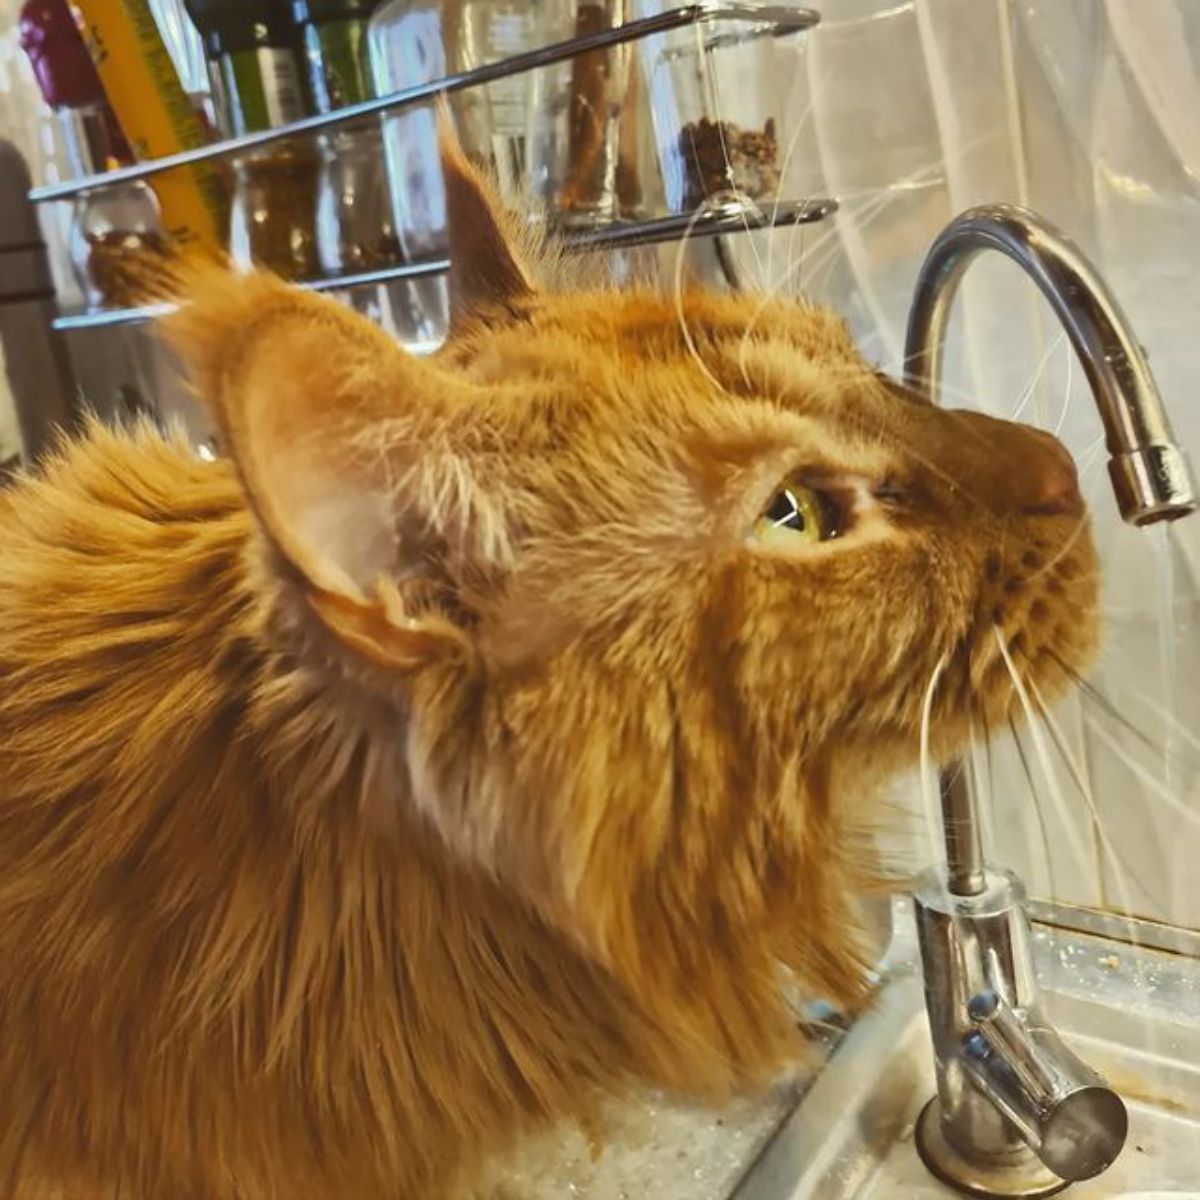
[[413, 290, 903, 494], [444, 289, 862, 368], [437, 288, 878, 430]]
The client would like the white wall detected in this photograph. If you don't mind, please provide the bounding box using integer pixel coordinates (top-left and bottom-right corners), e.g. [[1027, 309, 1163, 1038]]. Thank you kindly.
[[715, 0, 1200, 929]]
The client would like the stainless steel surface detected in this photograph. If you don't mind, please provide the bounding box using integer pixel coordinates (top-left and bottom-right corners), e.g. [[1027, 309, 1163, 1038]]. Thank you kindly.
[[912, 871, 1127, 1193], [0, 139, 77, 462], [1026, 900, 1200, 961], [49, 197, 837, 332], [903, 203, 1198, 526], [732, 904, 1200, 1200], [940, 763, 985, 897], [27, 3, 819, 204]]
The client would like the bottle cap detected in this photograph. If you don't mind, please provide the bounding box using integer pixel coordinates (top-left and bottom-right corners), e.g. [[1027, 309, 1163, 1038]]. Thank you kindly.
[[18, 0, 105, 110]]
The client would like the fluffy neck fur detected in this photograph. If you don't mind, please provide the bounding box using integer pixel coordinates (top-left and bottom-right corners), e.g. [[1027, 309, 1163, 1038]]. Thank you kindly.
[[0, 422, 870, 1199]]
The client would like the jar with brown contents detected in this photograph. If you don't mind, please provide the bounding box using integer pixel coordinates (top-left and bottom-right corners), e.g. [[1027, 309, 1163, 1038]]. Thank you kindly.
[[679, 116, 780, 210], [228, 147, 321, 280], [83, 228, 173, 308]]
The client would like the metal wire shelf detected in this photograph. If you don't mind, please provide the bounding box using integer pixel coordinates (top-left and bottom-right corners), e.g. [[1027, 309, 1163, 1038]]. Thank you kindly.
[[28, 3, 819, 204], [51, 197, 837, 331]]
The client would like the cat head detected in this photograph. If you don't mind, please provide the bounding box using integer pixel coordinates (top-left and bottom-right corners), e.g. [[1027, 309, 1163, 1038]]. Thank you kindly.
[[164, 140, 1098, 1007]]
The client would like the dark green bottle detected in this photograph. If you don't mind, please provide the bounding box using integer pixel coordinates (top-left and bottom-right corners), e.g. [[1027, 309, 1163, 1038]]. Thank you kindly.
[[182, 0, 310, 135], [292, 0, 383, 113]]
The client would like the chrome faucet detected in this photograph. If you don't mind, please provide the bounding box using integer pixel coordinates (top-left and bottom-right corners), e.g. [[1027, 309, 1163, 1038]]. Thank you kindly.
[[902, 204, 1198, 1197]]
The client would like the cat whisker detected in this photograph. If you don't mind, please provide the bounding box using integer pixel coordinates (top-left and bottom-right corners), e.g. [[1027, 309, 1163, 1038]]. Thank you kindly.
[[797, 128, 1005, 300], [1052, 343, 1075, 438], [700, 51, 766, 287], [735, 188, 894, 370], [764, 64, 830, 289], [1046, 649, 1173, 760], [1129, 688, 1200, 758], [1026, 679, 1155, 926], [672, 205, 728, 395], [1080, 710, 1200, 829], [1007, 715, 1057, 900], [1010, 332, 1067, 423], [1057, 658, 1200, 778], [992, 627, 1094, 883], [918, 652, 950, 876]]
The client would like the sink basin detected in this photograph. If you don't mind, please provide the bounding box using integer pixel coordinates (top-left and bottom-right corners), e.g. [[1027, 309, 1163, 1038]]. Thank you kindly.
[[731, 904, 1200, 1199]]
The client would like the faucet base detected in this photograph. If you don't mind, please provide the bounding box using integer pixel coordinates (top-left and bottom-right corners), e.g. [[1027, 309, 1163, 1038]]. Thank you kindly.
[[915, 1099, 1068, 1199]]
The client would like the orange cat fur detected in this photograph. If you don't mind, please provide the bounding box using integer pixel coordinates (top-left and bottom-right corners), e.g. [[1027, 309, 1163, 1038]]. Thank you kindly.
[[0, 146, 1098, 1198]]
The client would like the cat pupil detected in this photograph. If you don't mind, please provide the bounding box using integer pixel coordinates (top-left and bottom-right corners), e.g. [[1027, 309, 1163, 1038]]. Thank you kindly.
[[768, 489, 806, 530]]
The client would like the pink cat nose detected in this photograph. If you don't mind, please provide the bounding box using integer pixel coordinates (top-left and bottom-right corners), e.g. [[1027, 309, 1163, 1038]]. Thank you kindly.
[[939, 410, 1086, 518], [1019, 428, 1084, 517]]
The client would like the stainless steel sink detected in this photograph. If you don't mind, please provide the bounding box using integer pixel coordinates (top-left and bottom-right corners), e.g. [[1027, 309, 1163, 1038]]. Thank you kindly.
[[732, 904, 1200, 1200]]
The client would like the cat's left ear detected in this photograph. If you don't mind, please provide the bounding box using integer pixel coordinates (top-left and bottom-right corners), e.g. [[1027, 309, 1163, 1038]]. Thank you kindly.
[[164, 267, 477, 673], [439, 115, 536, 332]]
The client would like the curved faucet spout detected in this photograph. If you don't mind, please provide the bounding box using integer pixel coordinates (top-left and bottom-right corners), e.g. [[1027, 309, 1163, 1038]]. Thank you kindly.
[[897, 203, 1193, 1195], [903, 203, 1197, 526]]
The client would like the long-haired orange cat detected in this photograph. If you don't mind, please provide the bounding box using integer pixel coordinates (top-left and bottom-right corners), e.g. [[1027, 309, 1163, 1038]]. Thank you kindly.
[[0, 144, 1097, 1198]]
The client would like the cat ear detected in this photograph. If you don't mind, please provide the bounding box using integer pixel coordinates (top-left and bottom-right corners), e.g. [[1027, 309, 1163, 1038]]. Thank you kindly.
[[163, 266, 474, 671], [439, 115, 535, 330]]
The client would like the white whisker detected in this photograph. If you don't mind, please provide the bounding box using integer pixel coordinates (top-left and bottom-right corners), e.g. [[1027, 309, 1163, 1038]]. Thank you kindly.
[[1052, 343, 1075, 437], [672, 204, 727, 395], [993, 628, 1094, 883], [1010, 332, 1066, 422], [1027, 678, 1155, 934], [919, 652, 950, 875], [1082, 712, 1200, 829]]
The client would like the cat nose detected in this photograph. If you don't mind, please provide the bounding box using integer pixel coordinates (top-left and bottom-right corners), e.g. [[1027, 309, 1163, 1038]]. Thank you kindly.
[[945, 410, 1084, 518], [1017, 428, 1083, 516]]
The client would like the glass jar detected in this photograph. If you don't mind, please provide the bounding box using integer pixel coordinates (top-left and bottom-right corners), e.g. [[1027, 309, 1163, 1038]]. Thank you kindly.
[[185, 0, 319, 278], [228, 144, 321, 279], [369, 0, 550, 341], [294, 0, 402, 275], [315, 125, 402, 273], [525, 0, 638, 229], [455, 0, 541, 198], [18, 0, 170, 311], [69, 179, 169, 310], [632, 0, 815, 213], [368, 1, 453, 340]]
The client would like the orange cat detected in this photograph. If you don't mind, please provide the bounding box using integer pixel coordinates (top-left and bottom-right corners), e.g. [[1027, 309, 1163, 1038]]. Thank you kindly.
[[0, 144, 1098, 1199]]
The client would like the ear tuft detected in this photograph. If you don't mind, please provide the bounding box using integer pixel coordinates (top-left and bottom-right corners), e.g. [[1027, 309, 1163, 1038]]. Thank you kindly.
[[437, 107, 536, 330]]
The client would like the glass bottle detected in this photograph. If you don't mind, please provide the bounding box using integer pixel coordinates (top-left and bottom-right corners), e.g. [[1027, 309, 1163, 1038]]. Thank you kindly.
[[369, 0, 547, 342], [455, 0, 541, 198], [147, 0, 219, 131], [526, 0, 638, 230], [183, 0, 319, 279], [18, 0, 169, 311], [293, 0, 401, 274]]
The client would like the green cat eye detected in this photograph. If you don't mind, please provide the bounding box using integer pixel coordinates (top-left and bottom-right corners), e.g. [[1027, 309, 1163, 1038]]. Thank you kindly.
[[754, 479, 838, 546]]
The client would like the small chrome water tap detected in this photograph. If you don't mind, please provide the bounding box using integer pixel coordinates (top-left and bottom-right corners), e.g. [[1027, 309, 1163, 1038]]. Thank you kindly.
[[905, 203, 1198, 526], [912, 871, 1127, 1197], [899, 203, 1198, 1197]]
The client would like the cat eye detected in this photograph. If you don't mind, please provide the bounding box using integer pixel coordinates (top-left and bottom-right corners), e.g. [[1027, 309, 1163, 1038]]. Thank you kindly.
[[754, 477, 841, 546]]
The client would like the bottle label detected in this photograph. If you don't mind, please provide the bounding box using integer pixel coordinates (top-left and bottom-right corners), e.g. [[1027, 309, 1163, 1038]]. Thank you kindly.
[[304, 19, 374, 113], [223, 47, 308, 135]]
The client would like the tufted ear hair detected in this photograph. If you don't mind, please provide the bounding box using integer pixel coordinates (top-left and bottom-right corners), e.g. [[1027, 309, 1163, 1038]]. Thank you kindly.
[[438, 113, 536, 332], [161, 264, 480, 672]]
